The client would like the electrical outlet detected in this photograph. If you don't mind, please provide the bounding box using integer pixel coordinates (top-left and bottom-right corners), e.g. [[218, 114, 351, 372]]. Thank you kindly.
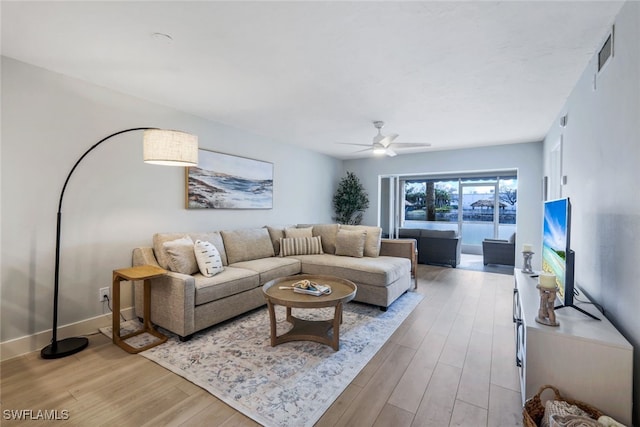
[[99, 287, 110, 302]]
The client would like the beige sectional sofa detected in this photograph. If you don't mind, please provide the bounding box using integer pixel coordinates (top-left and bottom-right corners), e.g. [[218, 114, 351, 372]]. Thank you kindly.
[[132, 224, 416, 341]]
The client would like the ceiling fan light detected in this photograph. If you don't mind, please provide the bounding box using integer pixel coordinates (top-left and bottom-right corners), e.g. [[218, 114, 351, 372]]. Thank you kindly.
[[373, 143, 386, 155]]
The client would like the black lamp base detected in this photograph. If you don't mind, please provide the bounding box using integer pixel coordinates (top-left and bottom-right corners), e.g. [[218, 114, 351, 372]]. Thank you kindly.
[[41, 337, 89, 359]]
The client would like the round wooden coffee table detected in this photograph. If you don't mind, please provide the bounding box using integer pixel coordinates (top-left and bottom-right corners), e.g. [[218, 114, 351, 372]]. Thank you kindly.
[[262, 274, 357, 351]]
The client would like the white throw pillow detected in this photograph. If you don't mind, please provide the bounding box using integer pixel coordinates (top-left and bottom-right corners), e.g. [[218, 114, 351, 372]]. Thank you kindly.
[[194, 240, 224, 277], [163, 236, 198, 274]]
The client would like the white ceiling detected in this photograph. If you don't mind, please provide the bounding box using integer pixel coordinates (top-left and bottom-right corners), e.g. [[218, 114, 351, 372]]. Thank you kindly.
[[1, 1, 624, 159]]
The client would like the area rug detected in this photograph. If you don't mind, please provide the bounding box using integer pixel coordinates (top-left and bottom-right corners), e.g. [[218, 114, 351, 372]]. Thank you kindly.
[[102, 291, 423, 427]]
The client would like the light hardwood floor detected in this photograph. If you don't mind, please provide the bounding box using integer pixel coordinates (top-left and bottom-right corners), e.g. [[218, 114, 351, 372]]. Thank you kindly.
[[1, 265, 523, 426]]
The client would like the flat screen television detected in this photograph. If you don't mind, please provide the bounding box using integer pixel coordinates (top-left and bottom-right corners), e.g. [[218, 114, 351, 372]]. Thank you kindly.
[[542, 198, 574, 305], [542, 197, 599, 320]]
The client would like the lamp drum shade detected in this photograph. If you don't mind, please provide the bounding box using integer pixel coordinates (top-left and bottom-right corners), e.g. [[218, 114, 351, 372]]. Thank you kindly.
[[143, 129, 198, 166]]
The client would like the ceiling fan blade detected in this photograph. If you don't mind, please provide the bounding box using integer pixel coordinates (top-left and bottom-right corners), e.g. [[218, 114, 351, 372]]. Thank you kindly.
[[338, 142, 375, 147], [354, 147, 374, 153], [379, 133, 399, 147], [390, 142, 432, 148], [386, 149, 397, 157]]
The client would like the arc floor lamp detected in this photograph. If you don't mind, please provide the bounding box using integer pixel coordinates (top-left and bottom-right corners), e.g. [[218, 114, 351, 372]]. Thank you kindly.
[[41, 127, 198, 359]]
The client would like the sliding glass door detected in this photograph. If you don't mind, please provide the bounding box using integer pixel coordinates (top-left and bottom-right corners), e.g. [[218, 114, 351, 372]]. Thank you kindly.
[[459, 177, 518, 253], [460, 182, 498, 254], [381, 172, 517, 254]]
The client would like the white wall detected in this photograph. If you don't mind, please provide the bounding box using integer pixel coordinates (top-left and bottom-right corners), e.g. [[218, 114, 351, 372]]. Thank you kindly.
[[343, 141, 544, 268], [543, 2, 639, 423], [0, 57, 341, 345]]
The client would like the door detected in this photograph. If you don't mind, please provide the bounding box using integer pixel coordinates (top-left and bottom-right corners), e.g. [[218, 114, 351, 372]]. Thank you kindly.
[[460, 182, 498, 254], [378, 176, 400, 238]]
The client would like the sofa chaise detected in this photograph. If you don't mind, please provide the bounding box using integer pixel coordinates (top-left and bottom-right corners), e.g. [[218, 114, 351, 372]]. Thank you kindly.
[[132, 224, 416, 340]]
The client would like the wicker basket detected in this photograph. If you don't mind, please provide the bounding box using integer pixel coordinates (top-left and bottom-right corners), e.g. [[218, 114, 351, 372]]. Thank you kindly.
[[523, 385, 604, 427]]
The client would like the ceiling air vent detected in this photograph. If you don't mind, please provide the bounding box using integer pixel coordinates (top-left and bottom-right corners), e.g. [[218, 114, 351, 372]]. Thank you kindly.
[[597, 26, 614, 73]]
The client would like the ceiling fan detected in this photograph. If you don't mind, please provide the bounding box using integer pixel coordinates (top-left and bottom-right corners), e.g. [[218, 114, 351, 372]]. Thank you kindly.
[[340, 121, 431, 157]]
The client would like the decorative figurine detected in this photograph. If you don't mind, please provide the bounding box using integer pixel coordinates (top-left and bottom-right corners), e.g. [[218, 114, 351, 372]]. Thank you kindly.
[[522, 249, 534, 274], [535, 283, 559, 326]]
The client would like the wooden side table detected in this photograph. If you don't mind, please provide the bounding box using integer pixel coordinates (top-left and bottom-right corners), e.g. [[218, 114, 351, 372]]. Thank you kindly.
[[112, 265, 168, 353]]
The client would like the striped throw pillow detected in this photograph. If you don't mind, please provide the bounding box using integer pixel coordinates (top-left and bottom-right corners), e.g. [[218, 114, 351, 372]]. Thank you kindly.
[[280, 236, 324, 257]]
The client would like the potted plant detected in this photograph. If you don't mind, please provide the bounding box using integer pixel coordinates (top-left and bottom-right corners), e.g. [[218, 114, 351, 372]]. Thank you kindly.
[[333, 172, 369, 225]]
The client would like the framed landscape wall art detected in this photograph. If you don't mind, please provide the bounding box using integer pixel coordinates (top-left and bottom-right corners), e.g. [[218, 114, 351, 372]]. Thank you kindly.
[[186, 149, 273, 209]]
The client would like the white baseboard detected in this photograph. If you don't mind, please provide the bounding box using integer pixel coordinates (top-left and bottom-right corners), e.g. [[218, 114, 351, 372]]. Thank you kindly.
[[0, 307, 135, 362]]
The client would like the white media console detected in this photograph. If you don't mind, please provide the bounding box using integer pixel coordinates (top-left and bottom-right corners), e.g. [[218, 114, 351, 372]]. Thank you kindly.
[[513, 268, 633, 425]]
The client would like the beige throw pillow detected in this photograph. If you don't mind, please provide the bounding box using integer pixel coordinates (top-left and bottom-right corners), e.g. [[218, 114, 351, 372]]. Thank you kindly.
[[153, 233, 191, 270], [163, 236, 198, 274], [280, 236, 324, 256], [341, 225, 382, 257], [335, 229, 367, 258]]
